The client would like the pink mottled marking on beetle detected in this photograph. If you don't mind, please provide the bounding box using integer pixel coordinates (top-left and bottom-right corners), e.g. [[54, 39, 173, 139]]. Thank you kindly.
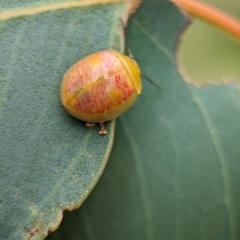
[[65, 64, 86, 95], [68, 51, 134, 115], [74, 81, 113, 114], [113, 73, 133, 101], [73, 72, 134, 114], [101, 51, 119, 72], [89, 51, 119, 81]]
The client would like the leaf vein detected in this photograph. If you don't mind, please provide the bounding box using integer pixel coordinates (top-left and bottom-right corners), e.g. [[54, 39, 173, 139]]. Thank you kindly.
[[187, 87, 237, 240], [121, 117, 154, 240]]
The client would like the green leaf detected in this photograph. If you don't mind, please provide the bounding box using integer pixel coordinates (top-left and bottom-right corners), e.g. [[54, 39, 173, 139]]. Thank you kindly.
[[0, 1, 137, 239], [47, 0, 240, 240]]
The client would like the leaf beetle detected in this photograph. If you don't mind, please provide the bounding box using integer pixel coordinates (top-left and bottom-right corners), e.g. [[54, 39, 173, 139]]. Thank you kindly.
[[60, 50, 142, 134]]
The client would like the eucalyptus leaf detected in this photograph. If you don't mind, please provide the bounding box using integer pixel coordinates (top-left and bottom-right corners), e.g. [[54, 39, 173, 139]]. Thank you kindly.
[[0, 0, 137, 239], [48, 0, 240, 240]]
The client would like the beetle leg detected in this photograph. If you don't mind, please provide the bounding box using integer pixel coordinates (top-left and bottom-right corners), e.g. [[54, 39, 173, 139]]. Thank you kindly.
[[99, 122, 107, 135], [86, 122, 94, 127]]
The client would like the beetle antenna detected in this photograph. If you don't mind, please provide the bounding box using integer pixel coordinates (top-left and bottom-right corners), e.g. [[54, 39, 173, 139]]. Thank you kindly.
[[141, 74, 162, 90]]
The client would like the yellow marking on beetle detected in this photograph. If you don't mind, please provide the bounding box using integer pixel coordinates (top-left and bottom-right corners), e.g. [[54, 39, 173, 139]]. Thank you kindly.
[[67, 76, 106, 106]]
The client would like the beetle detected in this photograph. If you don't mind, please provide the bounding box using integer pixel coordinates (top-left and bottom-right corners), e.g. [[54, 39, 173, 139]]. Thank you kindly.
[[60, 50, 142, 134]]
